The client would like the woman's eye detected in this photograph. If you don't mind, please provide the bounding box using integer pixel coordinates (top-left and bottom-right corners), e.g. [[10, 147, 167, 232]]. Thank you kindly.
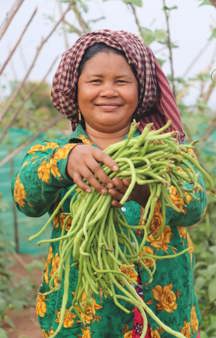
[[89, 79, 101, 84], [116, 80, 128, 84]]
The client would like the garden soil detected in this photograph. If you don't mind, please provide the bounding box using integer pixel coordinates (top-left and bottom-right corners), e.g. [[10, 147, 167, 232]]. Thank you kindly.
[[3, 254, 42, 338]]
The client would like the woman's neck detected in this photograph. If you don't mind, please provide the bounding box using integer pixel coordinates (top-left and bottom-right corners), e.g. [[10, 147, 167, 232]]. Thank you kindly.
[[85, 124, 130, 149]]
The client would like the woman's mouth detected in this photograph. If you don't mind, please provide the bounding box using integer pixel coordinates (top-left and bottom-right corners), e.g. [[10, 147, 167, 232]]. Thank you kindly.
[[95, 104, 122, 112]]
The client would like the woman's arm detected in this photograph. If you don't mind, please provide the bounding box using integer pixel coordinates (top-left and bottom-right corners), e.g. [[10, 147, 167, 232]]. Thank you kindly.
[[11, 140, 77, 217]]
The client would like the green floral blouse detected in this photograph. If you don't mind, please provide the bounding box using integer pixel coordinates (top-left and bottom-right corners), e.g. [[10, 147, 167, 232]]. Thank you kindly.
[[12, 124, 207, 338]]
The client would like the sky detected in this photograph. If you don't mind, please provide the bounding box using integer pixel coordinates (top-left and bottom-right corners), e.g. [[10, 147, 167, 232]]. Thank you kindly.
[[0, 0, 216, 104]]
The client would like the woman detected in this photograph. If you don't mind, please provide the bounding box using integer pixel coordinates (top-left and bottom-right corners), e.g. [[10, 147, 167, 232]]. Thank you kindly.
[[12, 29, 206, 337]]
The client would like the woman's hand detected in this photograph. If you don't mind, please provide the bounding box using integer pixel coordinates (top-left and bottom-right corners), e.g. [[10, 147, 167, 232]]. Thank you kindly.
[[108, 178, 149, 208], [66, 144, 118, 193]]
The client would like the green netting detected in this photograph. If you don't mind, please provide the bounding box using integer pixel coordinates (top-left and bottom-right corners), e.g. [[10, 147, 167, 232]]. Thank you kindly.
[[0, 128, 51, 255]]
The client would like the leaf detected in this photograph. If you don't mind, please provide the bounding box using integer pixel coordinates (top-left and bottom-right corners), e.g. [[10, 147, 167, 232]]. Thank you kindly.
[[209, 27, 216, 40], [123, 0, 143, 7], [208, 279, 216, 302], [0, 298, 7, 313], [0, 329, 8, 338], [200, 331, 208, 338], [206, 263, 216, 279], [198, 0, 211, 6]]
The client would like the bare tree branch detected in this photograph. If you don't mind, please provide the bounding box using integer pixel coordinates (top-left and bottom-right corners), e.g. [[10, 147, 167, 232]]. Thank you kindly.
[[182, 40, 212, 78], [0, 115, 62, 167], [162, 1, 176, 97], [63, 19, 83, 36], [128, 4, 143, 37], [0, 0, 25, 40], [57, 0, 70, 49], [0, 8, 38, 75], [71, 0, 90, 33], [0, 56, 59, 144], [0, 4, 71, 122]]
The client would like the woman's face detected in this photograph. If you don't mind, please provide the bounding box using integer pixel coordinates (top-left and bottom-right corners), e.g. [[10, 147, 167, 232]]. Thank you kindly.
[[77, 51, 139, 133]]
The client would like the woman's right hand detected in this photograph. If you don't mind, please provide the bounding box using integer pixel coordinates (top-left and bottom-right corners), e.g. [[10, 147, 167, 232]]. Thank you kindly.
[[66, 144, 118, 193]]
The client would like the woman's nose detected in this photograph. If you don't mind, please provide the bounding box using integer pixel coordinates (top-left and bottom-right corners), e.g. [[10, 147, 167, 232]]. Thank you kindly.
[[100, 83, 118, 96]]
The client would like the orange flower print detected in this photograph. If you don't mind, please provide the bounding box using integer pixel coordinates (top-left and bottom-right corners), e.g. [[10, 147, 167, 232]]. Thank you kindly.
[[79, 135, 92, 145], [28, 142, 59, 154], [81, 327, 91, 338], [38, 160, 51, 183], [56, 309, 76, 328], [120, 264, 138, 283], [190, 306, 199, 332], [169, 186, 185, 212], [53, 143, 76, 161], [38, 158, 60, 183], [147, 226, 172, 251], [74, 293, 102, 325], [43, 245, 53, 284], [124, 330, 133, 338], [150, 203, 163, 234], [180, 321, 191, 338], [14, 176, 26, 207], [151, 329, 161, 338], [50, 253, 60, 287], [28, 144, 46, 154], [36, 294, 47, 317], [43, 261, 49, 284], [53, 213, 72, 231], [187, 233, 194, 254], [177, 227, 187, 239], [139, 246, 155, 268], [49, 158, 61, 178], [47, 245, 53, 264], [184, 192, 192, 204], [152, 284, 177, 313], [42, 328, 55, 337]]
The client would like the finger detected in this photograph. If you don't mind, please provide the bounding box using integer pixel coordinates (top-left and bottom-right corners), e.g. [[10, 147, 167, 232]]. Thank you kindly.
[[111, 200, 122, 208], [80, 167, 107, 194], [111, 177, 125, 193], [93, 148, 118, 172], [122, 178, 131, 186], [72, 172, 91, 193], [85, 158, 113, 188], [108, 188, 123, 201]]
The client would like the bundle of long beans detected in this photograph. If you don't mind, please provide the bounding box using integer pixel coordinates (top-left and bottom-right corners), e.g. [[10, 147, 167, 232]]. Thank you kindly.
[[30, 121, 212, 338]]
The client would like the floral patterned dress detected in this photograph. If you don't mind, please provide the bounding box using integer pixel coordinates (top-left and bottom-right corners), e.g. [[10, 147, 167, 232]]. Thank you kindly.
[[12, 124, 207, 338]]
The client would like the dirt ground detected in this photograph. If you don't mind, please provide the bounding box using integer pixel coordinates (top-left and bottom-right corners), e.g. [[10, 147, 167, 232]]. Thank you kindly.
[[3, 254, 43, 338]]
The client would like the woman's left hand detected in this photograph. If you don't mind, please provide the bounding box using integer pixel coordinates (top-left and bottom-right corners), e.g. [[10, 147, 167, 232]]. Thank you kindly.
[[108, 178, 149, 207]]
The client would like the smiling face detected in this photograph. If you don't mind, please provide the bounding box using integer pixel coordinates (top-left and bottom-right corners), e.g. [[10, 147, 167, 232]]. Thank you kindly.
[[77, 51, 139, 133]]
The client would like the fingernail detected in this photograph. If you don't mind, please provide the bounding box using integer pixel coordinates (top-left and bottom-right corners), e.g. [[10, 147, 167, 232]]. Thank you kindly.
[[86, 188, 91, 193], [101, 188, 107, 194], [112, 165, 118, 171]]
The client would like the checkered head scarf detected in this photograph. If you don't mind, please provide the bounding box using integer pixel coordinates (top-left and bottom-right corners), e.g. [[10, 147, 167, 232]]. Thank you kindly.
[[51, 29, 185, 141]]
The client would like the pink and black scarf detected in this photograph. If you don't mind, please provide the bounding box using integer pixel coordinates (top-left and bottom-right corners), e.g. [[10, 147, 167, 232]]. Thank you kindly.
[[51, 29, 185, 141]]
